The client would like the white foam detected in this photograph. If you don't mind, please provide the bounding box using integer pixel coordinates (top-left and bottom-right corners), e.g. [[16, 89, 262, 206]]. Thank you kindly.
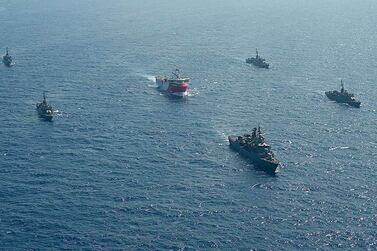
[[329, 146, 349, 151], [188, 88, 199, 97], [142, 74, 156, 83]]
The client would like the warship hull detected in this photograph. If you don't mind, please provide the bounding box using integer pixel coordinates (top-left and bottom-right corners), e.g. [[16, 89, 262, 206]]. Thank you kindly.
[[2, 57, 12, 67], [37, 110, 53, 121], [325, 92, 361, 108], [156, 77, 189, 97], [228, 136, 279, 174], [246, 58, 269, 69], [36, 105, 53, 121], [38, 114, 53, 121]]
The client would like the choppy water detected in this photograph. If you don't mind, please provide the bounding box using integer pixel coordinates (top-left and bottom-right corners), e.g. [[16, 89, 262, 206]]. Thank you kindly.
[[1, 0, 377, 250]]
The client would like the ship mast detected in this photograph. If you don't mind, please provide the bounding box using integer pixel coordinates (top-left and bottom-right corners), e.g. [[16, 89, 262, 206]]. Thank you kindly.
[[172, 69, 180, 79]]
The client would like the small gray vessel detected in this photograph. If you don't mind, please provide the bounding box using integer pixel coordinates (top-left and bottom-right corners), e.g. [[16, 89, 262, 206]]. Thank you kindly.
[[246, 49, 269, 69], [2, 48, 13, 67], [36, 93, 54, 121], [325, 80, 361, 108], [228, 126, 279, 174]]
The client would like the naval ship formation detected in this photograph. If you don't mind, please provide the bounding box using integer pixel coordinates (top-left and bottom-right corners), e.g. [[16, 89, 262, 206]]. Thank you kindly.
[[2, 42, 368, 174]]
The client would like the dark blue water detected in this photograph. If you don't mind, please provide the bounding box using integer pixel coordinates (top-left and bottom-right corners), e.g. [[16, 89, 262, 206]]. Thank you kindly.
[[1, 0, 377, 249]]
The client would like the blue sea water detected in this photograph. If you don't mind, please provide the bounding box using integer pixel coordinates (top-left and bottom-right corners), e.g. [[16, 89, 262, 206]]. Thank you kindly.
[[1, 0, 377, 249]]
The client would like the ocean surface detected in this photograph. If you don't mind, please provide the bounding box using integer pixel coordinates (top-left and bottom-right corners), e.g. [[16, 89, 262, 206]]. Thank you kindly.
[[1, 0, 377, 250]]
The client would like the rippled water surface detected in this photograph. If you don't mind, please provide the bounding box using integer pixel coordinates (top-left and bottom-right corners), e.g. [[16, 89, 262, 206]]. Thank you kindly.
[[1, 0, 377, 249]]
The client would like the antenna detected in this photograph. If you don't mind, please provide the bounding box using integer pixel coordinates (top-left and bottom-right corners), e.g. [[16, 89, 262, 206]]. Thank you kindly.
[[172, 68, 180, 78]]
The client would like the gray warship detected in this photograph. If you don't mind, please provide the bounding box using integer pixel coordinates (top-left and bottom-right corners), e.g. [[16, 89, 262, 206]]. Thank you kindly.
[[2, 48, 13, 67], [325, 80, 361, 108], [228, 126, 279, 174], [36, 93, 54, 121], [246, 49, 269, 69]]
